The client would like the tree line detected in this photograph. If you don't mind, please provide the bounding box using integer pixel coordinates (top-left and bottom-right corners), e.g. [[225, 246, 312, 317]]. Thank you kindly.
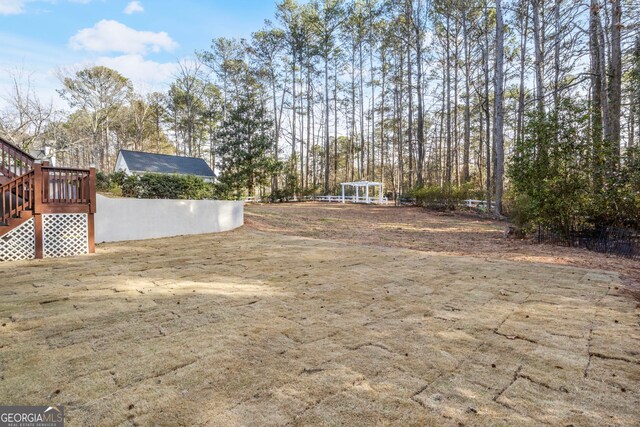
[[1, 0, 638, 227]]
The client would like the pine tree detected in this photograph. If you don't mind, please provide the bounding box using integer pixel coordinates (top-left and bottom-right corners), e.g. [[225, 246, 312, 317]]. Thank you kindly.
[[215, 90, 280, 199]]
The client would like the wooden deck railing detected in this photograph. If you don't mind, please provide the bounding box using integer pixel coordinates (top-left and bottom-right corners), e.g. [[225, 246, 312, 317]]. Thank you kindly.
[[42, 166, 93, 205], [1, 163, 96, 222], [0, 137, 35, 179], [35, 164, 96, 214]]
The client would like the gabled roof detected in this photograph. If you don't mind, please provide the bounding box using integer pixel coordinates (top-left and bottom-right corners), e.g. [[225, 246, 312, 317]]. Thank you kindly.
[[118, 150, 214, 178]]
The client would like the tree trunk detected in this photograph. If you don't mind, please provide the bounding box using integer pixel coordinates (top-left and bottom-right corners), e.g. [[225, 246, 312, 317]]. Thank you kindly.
[[324, 50, 330, 194], [291, 54, 297, 172], [359, 42, 365, 179], [398, 49, 404, 195], [334, 54, 338, 188], [369, 47, 375, 181], [407, 34, 414, 188], [516, 0, 529, 145], [306, 58, 312, 190], [494, 0, 505, 216], [415, 20, 425, 188], [553, 0, 561, 113], [608, 0, 622, 163], [380, 52, 386, 186], [596, 8, 610, 144], [351, 42, 357, 182], [532, 0, 545, 115], [590, 0, 604, 188], [453, 16, 459, 188], [484, 6, 492, 211], [300, 54, 305, 190], [445, 14, 452, 189], [462, 12, 471, 183], [271, 70, 279, 192]]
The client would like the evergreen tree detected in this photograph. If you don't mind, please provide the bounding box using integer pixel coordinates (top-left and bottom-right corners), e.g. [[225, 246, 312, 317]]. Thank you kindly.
[[215, 90, 280, 199]]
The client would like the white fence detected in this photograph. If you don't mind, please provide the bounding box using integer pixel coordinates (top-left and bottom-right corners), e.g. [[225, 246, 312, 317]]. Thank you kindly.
[[95, 195, 243, 243], [463, 199, 490, 209], [306, 195, 389, 204], [243, 195, 389, 204]]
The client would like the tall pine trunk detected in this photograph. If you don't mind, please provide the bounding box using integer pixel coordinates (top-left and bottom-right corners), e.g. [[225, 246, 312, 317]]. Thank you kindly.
[[415, 18, 425, 188], [462, 13, 471, 183], [516, 0, 529, 145], [608, 0, 622, 164], [494, 0, 505, 216], [532, 0, 544, 115]]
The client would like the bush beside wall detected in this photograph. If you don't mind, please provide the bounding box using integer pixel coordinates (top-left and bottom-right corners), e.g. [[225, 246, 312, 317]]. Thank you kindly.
[[98, 172, 215, 200]]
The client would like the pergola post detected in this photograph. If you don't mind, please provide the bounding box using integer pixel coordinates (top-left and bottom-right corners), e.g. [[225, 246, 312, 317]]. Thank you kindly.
[[341, 184, 345, 203]]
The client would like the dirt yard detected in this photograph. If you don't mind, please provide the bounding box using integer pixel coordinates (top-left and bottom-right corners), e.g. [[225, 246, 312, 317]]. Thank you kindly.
[[1, 202, 639, 426]]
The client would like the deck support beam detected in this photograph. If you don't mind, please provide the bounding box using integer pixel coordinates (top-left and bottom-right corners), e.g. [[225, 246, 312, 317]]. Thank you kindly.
[[34, 214, 43, 259]]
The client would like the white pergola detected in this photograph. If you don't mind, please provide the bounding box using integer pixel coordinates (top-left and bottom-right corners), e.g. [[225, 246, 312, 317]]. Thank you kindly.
[[340, 181, 384, 204]]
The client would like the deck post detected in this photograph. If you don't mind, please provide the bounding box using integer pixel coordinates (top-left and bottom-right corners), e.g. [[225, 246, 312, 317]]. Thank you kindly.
[[33, 162, 43, 259], [88, 167, 96, 253]]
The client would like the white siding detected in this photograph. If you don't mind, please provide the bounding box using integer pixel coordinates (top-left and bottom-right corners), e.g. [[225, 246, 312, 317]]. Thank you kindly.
[[114, 153, 131, 175]]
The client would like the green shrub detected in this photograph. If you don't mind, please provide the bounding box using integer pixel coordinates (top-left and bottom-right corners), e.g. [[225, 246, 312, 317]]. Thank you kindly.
[[452, 182, 484, 203], [120, 173, 214, 200], [411, 186, 446, 208], [96, 171, 111, 192], [269, 188, 293, 202], [504, 192, 535, 231], [411, 183, 484, 210], [110, 170, 126, 187], [96, 170, 128, 193], [510, 103, 591, 234]]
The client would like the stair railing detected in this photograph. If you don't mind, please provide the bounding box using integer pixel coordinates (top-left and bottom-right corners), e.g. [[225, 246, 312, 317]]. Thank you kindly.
[[0, 137, 36, 179], [1, 170, 34, 225]]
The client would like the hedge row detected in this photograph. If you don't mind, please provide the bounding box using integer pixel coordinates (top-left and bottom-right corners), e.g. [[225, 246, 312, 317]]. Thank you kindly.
[[97, 171, 214, 200]]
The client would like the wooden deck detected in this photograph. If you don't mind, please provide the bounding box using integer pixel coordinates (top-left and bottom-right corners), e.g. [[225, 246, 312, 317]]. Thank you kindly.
[[0, 136, 96, 259]]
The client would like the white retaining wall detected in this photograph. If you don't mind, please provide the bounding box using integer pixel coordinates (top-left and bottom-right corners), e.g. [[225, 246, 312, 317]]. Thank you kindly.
[[95, 195, 243, 243]]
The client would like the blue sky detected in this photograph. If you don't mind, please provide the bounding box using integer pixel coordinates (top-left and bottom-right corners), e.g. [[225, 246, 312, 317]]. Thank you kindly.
[[0, 0, 279, 106]]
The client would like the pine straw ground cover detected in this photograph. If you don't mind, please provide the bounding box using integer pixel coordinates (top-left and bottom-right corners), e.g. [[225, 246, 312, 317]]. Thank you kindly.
[[0, 202, 637, 426]]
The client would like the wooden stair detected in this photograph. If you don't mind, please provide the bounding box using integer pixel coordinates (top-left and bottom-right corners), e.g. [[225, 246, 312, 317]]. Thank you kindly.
[[0, 210, 33, 237]]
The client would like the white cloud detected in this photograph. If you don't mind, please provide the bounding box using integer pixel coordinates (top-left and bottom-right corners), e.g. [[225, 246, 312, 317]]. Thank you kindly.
[[0, 0, 26, 15], [69, 20, 177, 55], [0, 0, 95, 15], [94, 54, 178, 89], [123, 1, 143, 14]]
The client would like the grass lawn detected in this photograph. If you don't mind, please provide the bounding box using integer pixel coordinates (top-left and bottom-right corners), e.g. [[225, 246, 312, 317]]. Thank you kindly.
[[1, 202, 638, 425]]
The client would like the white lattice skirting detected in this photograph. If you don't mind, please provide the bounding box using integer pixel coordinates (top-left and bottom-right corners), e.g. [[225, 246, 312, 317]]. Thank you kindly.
[[0, 218, 36, 261], [43, 213, 89, 258]]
